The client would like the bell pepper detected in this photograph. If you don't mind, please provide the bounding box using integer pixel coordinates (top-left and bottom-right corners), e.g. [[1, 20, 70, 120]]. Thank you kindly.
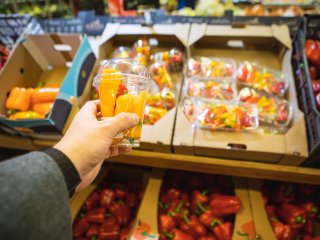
[[159, 201, 169, 215], [159, 214, 176, 233], [31, 87, 59, 104], [164, 228, 195, 240], [114, 94, 134, 115], [116, 83, 128, 98], [126, 193, 138, 208], [270, 218, 294, 240], [210, 194, 241, 217], [303, 218, 315, 236], [270, 182, 295, 204], [266, 205, 278, 219], [86, 224, 99, 239], [115, 187, 128, 200], [303, 236, 314, 240], [179, 210, 206, 238], [199, 235, 217, 240], [212, 221, 233, 240], [305, 40, 320, 64], [84, 192, 100, 210], [73, 216, 89, 237], [128, 90, 147, 139], [32, 102, 53, 115], [161, 188, 182, 204], [8, 111, 44, 120], [100, 189, 115, 209], [199, 210, 223, 228], [167, 201, 186, 224], [278, 204, 306, 229], [5, 87, 31, 111], [110, 202, 131, 226], [120, 227, 130, 240], [299, 202, 318, 219], [99, 219, 120, 240], [87, 207, 106, 223], [191, 190, 210, 213]]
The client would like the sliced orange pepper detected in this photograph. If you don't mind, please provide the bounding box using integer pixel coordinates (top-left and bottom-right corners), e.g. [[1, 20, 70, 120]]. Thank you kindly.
[[9, 111, 44, 120], [5, 87, 32, 111], [114, 94, 134, 115], [99, 69, 122, 117], [128, 91, 147, 139], [32, 102, 54, 115]]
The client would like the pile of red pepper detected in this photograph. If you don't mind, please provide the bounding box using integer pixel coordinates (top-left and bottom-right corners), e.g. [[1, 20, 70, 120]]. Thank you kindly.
[[158, 170, 242, 240], [0, 43, 9, 71], [305, 39, 320, 110], [73, 179, 143, 240], [262, 180, 320, 240]]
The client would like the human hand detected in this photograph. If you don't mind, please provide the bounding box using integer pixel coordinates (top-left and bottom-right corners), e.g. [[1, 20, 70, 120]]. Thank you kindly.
[[54, 100, 139, 191]]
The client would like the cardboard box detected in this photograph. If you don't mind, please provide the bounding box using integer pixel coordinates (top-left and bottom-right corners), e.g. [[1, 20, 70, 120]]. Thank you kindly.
[[98, 23, 190, 152], [173, 24, 308, 164], [131, 169, 256, 240], [0, 34, 96, 139]]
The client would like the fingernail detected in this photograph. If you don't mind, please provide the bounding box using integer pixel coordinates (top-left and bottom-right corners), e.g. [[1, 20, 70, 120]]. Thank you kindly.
[[130, 114, 139, 124]]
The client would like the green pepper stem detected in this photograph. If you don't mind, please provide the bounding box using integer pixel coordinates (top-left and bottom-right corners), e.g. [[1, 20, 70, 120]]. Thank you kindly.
[[197, 201, 207, 213], [163, 231, 174, 239], [174, 201, 184, 213], [295, 215, 305, 224], [183, 210, 190, 223], [210, 219, 222, 227]]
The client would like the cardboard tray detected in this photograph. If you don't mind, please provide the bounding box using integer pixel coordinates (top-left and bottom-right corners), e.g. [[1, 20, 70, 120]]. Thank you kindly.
[[173, 24, 308, 165], [97, 23, 190, 152], [0, 34, 96, 139], [131, 169, 256, 240]]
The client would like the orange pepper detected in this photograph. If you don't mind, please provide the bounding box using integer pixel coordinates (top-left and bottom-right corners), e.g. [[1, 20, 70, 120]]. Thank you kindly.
[[32, 102, 54, 115], [128, 91, 147, 139], [31, 87, 59, 104], [99, 69, 122, 117], [5, 87, 32, 111], [114, 94, 134, 115], [9, 111, 44, 120]]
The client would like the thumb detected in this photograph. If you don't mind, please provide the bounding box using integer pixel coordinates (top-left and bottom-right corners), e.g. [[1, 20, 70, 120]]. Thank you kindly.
[[102, 112, 139, 137]]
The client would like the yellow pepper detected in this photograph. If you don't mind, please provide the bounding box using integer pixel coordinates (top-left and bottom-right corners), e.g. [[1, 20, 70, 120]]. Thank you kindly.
[[128, 91, 147, 139], [9, 111, 44, 120], [5, 87, 32, 111], [114, 94, 134, 115]]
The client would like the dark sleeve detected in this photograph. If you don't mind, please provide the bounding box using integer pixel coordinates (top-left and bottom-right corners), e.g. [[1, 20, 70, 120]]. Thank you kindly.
[[0, 152, 73, 240], [44, 148, 81, 197]]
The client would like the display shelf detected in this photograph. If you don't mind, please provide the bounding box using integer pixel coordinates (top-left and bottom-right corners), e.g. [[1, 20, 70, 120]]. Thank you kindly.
[[0, 134, 319, 185]]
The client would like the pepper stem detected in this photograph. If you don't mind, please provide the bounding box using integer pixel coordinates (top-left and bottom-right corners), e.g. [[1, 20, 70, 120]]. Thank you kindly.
[[163, 231, 174, 239], [174, 201, 184, 213], [201, 189, 210, 196], [197, 201, 207, 213], [295, 215, 305, 224], [210, 219, 222, 227], [183, 210, 190, 223]]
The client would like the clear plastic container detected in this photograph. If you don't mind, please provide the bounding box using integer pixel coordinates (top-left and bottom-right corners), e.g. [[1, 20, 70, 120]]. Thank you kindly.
[[237, 61, 288, 96], [238, 87, 292, 128], [93, 58, 151, 147], [143, 105, 167, 125], [149, 62, 174, 90], [187, 57, 236, 80], [186, 77, 237, 100], [132, 38, 151, 60], [152, 48, 184, 72], [112, 46, 131, 59], [194, 99, 259, 131], [146, 88, 175, 111]]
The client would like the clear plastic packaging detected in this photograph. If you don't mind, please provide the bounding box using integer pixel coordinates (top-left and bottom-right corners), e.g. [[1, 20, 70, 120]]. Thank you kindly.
[[239, 87, 292, 128], [194, 99, 259, 131], [149, 62, 174, 90], [152, 48, 184, 72], [143, 106, 167, 125], [237, 61, 288, 96], [186, 78, 237, 100], [187, 57, 236, 80], [93, 58, 151, 147], [146, 88, 175, 111], [112, 46, 131, 59], [132, 38, 151, 60]]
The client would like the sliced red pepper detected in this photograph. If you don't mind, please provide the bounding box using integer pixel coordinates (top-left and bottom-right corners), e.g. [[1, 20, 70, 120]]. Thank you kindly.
[[73, 216, 89, 237], [159, 214, 176, 233], [278, 204, 307, 229], [110, 202, 131, 226], [210, 194, 241, 217], [179, 210, 206, 238], [84, 191, 100, 210], [87, 207, 106, 224], [100, 189, 115, 209], [212, 221, 233, 240]]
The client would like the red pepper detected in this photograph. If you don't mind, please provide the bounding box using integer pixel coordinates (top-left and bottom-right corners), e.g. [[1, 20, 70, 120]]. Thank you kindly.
[[159, 214, 176, 233], [303, 236, 314, 240], [305, 40, 320, 64], [270, 218, 294, 240], [115, 186, 128, 200], [212, 221, 233, 240], [299, 202, 318, 219], [99, 223, 120, 240], [126, 193, 139, 208], [73, 216, 89, 237], [100, 189, 115, 209], [210, 194, 241, 217], [86, 224, 99, 239], [303, 218, 315, 236], [297, 184, 319, 198], [191, 190, 210, 213], [199, 210, 223, 229], [120, 227, 130, 240], [278, 204, 306, 229], [167, 201, 186, 224], [270, 182, 295, 204], [84, 191, 100, 210], [309, 66, 318, 80], [199, 235, 217, 240], [87, 207, 106, 223], [161, 188, 182, 204], [179, 210, 206, 238], [266, 205, 278, 219], [110, 202, 131, 226], [158, 201, 169, 215], [164, 228, 195, 240]]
